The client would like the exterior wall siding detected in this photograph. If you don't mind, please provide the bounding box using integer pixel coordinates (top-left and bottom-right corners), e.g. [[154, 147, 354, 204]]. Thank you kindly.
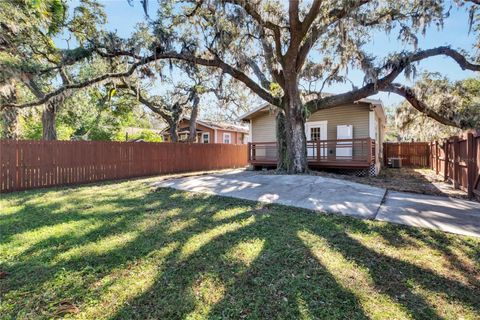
[[250, 104, 370, 142], [216, 129, 244, 144], [307, 104, 371, 161], [251, 111, 277, 142], [307, 104, 370, 139]]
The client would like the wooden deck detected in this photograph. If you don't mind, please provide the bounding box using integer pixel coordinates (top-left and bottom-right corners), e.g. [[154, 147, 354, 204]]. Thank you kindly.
[[248, 138, 376, 169]]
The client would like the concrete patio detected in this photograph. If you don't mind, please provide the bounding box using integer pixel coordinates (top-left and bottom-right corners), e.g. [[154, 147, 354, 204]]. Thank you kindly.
[[156, 170, 480, 237], [156, 170, 386, 219]]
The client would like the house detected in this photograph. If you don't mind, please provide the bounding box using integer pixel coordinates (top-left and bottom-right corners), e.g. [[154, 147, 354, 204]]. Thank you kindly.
[[239, 99, 386, 175], [162, 117, 249, 144]]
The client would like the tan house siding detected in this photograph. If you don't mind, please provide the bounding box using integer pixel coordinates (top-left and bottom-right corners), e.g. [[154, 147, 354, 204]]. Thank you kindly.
[[249, 104, 372, 142], [307, 104, 370, 139], [251, 111, 277, 142]]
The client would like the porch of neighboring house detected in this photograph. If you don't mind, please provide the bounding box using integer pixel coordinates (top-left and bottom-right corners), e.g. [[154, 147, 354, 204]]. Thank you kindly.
[[248, 138, 376, 169]]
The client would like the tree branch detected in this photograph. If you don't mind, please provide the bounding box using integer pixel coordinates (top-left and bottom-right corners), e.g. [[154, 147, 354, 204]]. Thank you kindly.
[[260, 37, 285, 86], [380, 83, 464, 128], [1, 50, 280, 109], [305, 46, 480, 112], [299, 0, 322, 39], [296, 0, 371, 71], [245, 58, 271, 89], [222, 1, 286, 65], [223, 0, 283, 35], [117, 80, 171, 120]]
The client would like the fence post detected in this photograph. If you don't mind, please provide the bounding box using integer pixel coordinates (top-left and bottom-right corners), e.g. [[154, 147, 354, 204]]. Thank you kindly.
[[428, 141, 434, 170], [452, 137, 459, 189], [425, 143, 432, 168], [435, 141, 439, 175], [383, 143, 387, 166], [467, 133, 474, 199], [443, 138, 448, 181]]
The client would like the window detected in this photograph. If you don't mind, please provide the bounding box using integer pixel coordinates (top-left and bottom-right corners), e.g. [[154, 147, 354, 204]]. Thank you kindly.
[[223, 133, 231, 144], [202, 132, 210, 144], [310, 127, 321, 141]]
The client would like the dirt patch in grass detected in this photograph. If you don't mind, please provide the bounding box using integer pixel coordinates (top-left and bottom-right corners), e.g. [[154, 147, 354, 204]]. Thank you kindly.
[[317, 168, 468, 199]]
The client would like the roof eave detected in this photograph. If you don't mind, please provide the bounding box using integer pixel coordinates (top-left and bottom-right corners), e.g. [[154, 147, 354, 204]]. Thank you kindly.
[[237, 102, 271, 121]]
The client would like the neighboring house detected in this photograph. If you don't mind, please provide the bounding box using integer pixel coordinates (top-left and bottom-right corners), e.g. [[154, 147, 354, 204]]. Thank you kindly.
[[162, 117, 249, 144], [239, 99, 386, 175]]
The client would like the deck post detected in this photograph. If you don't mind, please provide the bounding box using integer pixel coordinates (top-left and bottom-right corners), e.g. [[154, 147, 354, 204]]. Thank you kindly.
[[367, 138, 372, 164], [316, 140, 320, 162], [467, 133, 474, 199], [247, 143, 251, 162]]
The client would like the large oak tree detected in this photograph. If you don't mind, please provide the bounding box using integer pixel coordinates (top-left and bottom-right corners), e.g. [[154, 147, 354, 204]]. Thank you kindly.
[[3, 0, 480, 173]]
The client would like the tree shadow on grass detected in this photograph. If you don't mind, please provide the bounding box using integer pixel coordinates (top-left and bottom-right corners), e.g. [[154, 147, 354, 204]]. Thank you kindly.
[[1, 185, 479, 319], [108, 200, 479, 319], [306, 220, 479, 319], [347, 221, 480, 289], [107, 206, 370, 319]]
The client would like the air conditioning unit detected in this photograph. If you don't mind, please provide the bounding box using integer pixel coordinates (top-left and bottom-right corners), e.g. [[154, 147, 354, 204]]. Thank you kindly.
[[389, 158, 402, 168]]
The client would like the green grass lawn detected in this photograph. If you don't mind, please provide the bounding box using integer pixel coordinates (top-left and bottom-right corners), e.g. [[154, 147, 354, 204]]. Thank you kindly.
[[1, 178, 479, 319]]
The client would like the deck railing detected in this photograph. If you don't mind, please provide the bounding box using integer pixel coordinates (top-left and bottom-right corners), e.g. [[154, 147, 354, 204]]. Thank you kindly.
[[248, 138, 375, 168]]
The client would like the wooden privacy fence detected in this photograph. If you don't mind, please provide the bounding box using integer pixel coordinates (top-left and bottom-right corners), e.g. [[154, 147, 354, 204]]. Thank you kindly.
[[430, 130, 480, 199], [0, 140, 248, 193], [383, 142, 430, 167]]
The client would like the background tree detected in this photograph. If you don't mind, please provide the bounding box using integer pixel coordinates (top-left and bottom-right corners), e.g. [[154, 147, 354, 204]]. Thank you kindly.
[[0, 0, 106, 140], [393, 74, 480, 141], [0, 80, 19, 139], [117, 78, 202, 142]]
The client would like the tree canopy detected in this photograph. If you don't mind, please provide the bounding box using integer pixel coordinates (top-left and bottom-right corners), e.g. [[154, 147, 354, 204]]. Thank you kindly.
[[393, 74, 480, 141]]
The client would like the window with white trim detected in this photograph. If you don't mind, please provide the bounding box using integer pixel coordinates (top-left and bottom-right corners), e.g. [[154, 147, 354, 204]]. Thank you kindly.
[[223, 133, 231, 144], [202, 132, 210, 143]]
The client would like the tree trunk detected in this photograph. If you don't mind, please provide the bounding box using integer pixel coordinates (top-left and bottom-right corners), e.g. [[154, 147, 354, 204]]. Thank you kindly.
[[169, 121, 179, 142], [187, 94, 199, 142], [282, 79, 308, 173], [276, 109, 288, 171], [1, 81, 19, 139], [42, 103, 57, 140], [1, 107, 19, 139]]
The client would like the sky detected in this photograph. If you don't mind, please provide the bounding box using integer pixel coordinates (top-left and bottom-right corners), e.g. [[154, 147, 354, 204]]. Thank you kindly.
[[58, 0, 478, 110]]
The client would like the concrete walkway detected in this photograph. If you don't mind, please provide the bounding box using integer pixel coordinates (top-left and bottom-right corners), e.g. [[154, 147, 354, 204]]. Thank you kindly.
[[156, 170, 480, 237], [376, 191, 480, 238]]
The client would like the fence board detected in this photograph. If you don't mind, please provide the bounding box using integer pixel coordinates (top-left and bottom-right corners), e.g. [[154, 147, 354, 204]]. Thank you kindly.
[[431, 130, 480, 199], [383, 142, 430, 167], [0, 140, 248, 193]]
